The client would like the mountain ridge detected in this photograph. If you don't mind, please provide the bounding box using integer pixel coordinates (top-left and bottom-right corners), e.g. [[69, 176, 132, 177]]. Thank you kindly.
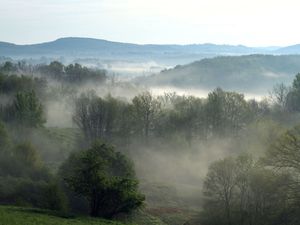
[[0, 37, 261, 48], [0, 37, 279, 55], [0, 37, 298, 65]]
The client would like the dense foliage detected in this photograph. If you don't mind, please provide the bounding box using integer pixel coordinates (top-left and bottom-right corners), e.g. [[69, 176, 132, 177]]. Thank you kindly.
[[0, 126, 66, 211], [60, 141, 144, 218], [37, 61, 107, 84]]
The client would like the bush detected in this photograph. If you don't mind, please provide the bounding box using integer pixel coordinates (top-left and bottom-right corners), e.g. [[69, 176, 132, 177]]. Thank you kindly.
[[0, 177, 67, 211]]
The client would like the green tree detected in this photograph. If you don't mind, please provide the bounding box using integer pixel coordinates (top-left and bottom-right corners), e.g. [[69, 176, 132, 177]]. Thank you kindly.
[[9, 91, 45, 128], [65, 63, 106, 83], [205, 88, 250, 137], [266, 125, 300, 172], [48, 61, 64, 79], [286, 73, 300, 112], [0, 121, 9, 152], [60, 141, 144, 218], [205, 88, 224, 137], [0, 61, 16, 73], [168, 96, 205, 144]]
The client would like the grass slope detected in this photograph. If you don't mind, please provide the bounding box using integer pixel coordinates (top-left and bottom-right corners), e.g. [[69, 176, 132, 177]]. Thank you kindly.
[[0, 206, 130, 225]]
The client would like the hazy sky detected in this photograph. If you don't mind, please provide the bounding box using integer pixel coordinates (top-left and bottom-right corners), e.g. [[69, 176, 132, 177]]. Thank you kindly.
[[1, 0, 300, 46]]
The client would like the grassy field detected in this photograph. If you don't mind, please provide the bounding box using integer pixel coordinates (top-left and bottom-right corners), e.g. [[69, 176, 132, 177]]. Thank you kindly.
[[0, 206, 131, 225]]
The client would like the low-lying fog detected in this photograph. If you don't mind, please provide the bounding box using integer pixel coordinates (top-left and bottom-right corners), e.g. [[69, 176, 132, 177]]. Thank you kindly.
[[149, 86, 264, 100], [45, 83, 264, 128], [44, 80, 268, 209]]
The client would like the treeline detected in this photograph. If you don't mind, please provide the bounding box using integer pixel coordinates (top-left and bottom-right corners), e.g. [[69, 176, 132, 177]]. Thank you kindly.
[[71, 73, 300, 149], [72, 89, 276, 147], [0, 72, 46, 96], [0, 61, 107, 84], [37, 61, 107, 84]]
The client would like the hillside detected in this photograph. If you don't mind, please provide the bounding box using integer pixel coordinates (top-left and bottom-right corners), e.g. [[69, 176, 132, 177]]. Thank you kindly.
[[0, 205, 187, 225], [0, 206, 130, 225], [137, 55, 300, 94]]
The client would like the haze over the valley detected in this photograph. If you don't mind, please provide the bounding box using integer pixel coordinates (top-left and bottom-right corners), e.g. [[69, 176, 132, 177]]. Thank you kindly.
[[2, 0, 300, 225]]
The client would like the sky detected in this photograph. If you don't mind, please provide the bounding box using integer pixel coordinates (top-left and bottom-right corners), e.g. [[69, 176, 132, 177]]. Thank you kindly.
[[0, 0, 300, 46]]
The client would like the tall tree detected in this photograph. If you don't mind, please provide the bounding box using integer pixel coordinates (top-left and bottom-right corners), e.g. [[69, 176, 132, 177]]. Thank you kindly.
[[286, 73, 300, 112]]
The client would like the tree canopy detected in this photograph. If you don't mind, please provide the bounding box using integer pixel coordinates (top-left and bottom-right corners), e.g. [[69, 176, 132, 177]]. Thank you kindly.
[[60, 141, 144, 218]]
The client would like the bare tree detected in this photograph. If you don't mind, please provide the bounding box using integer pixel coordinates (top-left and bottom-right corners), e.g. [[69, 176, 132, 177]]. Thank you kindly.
[[269, 83, 290, 111]]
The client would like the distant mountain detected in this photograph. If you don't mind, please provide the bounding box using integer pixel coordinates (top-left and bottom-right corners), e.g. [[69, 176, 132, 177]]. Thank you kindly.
[[275, 44, 300, 54], [2, 37, 300, 67], [0, 38, 139, 56], [136, 55, 300, 94], [0, 37, 274, 65]]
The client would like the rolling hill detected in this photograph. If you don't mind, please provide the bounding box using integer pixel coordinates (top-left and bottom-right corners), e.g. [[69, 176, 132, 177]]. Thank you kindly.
[[136, 55, 300, 94]]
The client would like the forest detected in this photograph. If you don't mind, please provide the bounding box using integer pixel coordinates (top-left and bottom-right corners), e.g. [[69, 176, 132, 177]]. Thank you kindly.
[[1, 60, 300, 225]]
